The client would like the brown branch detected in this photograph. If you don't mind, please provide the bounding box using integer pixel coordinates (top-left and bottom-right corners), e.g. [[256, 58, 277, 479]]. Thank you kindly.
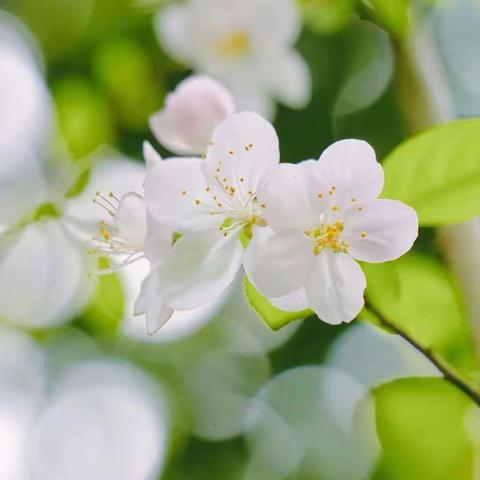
[[365, 299, 480, 407]]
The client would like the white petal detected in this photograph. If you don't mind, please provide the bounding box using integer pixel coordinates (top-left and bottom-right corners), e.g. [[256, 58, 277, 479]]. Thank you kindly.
[[343, 199, 418, 263], [134, 269, 174, 334], [244, 228, 312, 298], [256, 161, 321, 232], [144, 154, 215, 232], [160, 227, 244, 310], [266, 49, 311, 109], [149, 75, 235, 156], [317, 139, 384, 204], [204, 111, 279, 190], [269, 288, 309, 312], [115, 192, 147, 249], [305, 250, 366, 325], [143, 141, 163, 169], [154, 4, 192, 63]]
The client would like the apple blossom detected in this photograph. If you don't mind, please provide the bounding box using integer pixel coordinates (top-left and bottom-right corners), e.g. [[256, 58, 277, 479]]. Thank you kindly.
[[154, 0, 311, 118], [143, 111, 279, 314], [244, 139, 419, 325], [150, 75, 235, 156]]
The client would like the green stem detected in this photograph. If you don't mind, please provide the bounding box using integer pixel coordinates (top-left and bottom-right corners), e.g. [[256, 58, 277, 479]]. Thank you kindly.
[[365, 300, 480, 407]]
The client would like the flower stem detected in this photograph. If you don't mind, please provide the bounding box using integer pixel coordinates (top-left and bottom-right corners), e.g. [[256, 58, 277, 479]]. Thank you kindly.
[[365, 300, 480, 407]]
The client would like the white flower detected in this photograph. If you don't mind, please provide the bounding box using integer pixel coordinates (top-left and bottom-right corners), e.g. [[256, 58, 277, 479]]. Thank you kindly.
[[143, 111, 279, 317], [154, 0, 311, 118], [150, 75, 235, 156], [244, 139, 419, 325]]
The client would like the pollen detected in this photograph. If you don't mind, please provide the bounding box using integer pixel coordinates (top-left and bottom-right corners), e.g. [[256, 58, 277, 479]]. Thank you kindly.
[[195, 199, 201, 205], [205, 187, 211, 192], [229, 150, 234, 155], [332, 205, 340, 212], [305, 221, 348, 255], [351, 197, 356, 202], [357, 207, 363, 212], [261, 203, 266, 208], [317, 193, 323, 199], [200, 153, 206, 159], [240, 177, 244, 182], [328, 190, 334, 196], [360, 232, 367, 239], [181, 190, 187, 196]]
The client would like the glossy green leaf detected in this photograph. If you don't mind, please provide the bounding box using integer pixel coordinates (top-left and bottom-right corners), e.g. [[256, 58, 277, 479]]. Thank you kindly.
[[372, 377, 479, 480], [364, 253, 478, 372], [382, 119, 480, 226], [243, 277, 311, 331]]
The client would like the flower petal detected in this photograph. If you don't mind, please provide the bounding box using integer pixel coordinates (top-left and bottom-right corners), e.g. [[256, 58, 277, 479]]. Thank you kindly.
[[266, 49, 311, 108], [115, 192, 147, 249], [256, 161, 321, 232], [305, 250, 366, 325], [343, 199, 418, 263], [144, 153, 216, 232], [149, 75, 235, 156], [317, 139, 384, 204], [143, 141, 163, 169], [269, 288, 309, 312], [204, 111, 280, 190], [134, 270, 174, 334], [154, 4, 193, 63], [160, 227, 243, 310], [244, 228, 312, 298]]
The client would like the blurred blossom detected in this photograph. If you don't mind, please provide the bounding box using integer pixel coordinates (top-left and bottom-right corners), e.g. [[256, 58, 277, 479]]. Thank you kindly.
[[0, 220, 88, 328], [0, 327, 46, 480], [326, 322, 440, 390], [150, 75, 235, 156], [244, 366, 380, 480], [32, 360, 169, 480], [154, 0, 311, 118], [0, 11, 51, 226]]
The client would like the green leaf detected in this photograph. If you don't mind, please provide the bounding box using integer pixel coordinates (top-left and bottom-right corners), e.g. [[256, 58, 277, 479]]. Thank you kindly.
[[243, 277, 312, 331], [364, 253, 478, 372], [334, 21, 394, 117], [366, 0, 411, 38], [64, 166, 91, 199], [382, 119, 480, 226], [372, 377, 478, 480]]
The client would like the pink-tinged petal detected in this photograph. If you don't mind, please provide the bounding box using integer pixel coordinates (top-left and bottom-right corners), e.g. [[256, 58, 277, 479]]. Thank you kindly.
[[343, 199, 418, 263], [144, 154, 216, 232], [150, 75, 235, 156], [317, 139, 384, 204], [160, 227, 243, 310], [205, 111, 280, 190], [244, 228, 313, 298], [143, 141, 163, 169], [256, 161, 323, 232], [269, 288, 309, 312], [305, 250, 366, 325], [134, 270, 174, 334], [115, 192, 147, 249]]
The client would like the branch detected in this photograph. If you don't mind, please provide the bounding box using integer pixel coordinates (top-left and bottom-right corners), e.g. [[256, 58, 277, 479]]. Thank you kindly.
[[365, 299, 480, 407]]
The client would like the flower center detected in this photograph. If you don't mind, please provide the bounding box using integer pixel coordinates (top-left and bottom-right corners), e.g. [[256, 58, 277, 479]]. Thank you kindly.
[[215, 31, 251, 58], [89, 191, 144, 267], [305, 221, 349, 255]]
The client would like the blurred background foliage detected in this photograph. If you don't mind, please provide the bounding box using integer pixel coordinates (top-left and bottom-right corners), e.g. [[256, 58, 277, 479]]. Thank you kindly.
[[1, 0, 480, 479]]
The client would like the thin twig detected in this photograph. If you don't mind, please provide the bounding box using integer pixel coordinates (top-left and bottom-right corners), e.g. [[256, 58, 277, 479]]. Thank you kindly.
[[365, 299, 480, 407]]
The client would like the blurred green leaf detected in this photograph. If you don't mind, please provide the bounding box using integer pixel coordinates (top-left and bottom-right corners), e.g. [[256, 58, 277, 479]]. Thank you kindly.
[[297, 0, 357, 34], [64, 166, 91, 199], [334, 20, 394, 117], [372, 377, 478, 480], [364, 253, 478, 372], [366, 0, 411, 38], [53, 76, 114, 159], [243, 277, 311, 331], [382, 119, 480, 226], [92, 37, 164, 131], [81, 259, 124, 337]]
